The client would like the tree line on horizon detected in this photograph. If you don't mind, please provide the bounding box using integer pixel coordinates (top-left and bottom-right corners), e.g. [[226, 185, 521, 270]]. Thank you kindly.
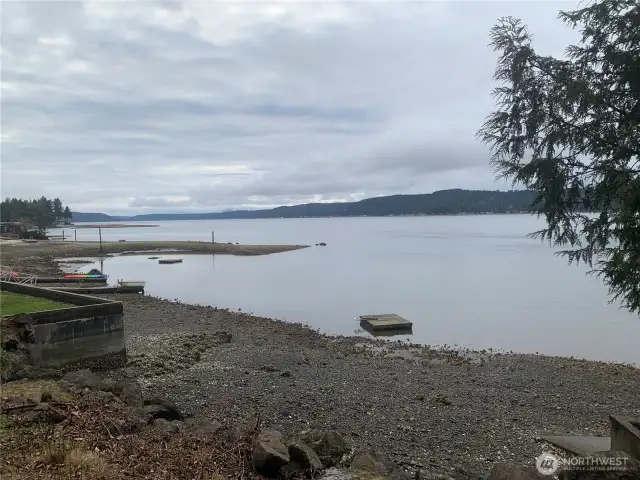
[[71, 189, 538, 222], [1, 197, 72, 234]]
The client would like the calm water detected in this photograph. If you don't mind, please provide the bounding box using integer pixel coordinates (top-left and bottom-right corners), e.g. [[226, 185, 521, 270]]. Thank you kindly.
[[52, 216, 640, 363]]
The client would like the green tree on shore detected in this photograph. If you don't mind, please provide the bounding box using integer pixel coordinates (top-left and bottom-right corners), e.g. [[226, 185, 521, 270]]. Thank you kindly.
[[478, 0, 640, 314], [1, 197, 72, 234]]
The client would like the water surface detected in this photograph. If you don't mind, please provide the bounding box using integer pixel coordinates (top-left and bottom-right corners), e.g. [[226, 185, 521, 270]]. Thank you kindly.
[[52, 216, 640, 363]]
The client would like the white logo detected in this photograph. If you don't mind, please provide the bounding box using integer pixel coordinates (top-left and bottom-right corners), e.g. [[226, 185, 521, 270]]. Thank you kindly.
[[536, 452, 561, 475]]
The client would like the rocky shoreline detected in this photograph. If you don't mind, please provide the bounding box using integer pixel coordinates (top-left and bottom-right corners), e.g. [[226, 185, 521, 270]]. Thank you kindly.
[[108, 293, 640, 478], [1, 246, 640, 479]]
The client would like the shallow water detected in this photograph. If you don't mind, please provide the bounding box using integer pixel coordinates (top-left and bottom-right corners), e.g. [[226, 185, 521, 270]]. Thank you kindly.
[[51, 215, 640, 363]]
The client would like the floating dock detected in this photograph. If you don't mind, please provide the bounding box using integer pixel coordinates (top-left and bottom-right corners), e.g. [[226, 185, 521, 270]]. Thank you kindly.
[[158, 259, 183, 264], [359, 314, 413, 332]]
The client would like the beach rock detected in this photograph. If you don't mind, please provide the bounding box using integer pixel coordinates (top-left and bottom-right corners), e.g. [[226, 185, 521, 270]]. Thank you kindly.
[[213, 331, 232, 343], [62, 369, 100, 389], [22, 403, 67, 425], [118, 380, 143, 408], [301, 429, 349, 467], [287, 438, 323, 473], [0, 351, 31, 382], [143, 397, 183, 420], [488, 462, 552, 479], [252, 429, 290, 476], [349, 450, 389, 475]]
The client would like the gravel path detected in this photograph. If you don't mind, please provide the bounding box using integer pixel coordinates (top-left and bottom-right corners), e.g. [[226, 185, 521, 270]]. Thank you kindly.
[[106, 294, 640, 478]]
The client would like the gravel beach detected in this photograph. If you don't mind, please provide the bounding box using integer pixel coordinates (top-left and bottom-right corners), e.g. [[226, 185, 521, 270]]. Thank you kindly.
[[109, 293, 639, 478]]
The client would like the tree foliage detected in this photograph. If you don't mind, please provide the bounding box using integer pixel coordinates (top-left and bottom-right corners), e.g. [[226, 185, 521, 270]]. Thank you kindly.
[[478, 0, 640, 314], [1, 197, 72, 233]]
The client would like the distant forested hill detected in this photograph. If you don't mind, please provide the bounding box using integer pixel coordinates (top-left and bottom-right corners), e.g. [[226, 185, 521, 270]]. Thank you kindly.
[[72, 189, 536, 222]]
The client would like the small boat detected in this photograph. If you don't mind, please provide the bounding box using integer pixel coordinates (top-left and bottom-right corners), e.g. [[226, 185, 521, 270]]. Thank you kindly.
[[158, 259, 183, 264]]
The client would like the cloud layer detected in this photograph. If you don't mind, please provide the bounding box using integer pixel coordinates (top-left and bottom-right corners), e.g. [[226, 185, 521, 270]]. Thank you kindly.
[[1, 1, 578, 214]]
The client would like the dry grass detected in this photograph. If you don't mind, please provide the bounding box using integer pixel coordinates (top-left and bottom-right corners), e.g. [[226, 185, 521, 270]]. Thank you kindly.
[[0, 388, 268, 480], [1, 380, 73, 403]]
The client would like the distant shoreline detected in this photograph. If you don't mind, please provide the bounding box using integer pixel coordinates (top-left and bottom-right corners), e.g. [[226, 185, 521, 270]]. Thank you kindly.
[[69, 223, 160, 229], [67, 211, 535, 224]]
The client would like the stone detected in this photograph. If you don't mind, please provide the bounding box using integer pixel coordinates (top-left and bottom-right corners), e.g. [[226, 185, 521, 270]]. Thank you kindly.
[[288, 438, 323, 473], [143, 397, 183, 421], [213, 331, 232, 343], [488, 462, 552, 480], [153, 418, 184, 434], [184, 418, 225, 438], [119, 381, 143, 408], [301, 429, 349, 467], [280, 371, 292, 378], [143, 403, 182, 423], [62, 369, 100, 389], [252, 429, 290, 477], [22, 403, 68, 425], [98, 377, 117, 393], [350, 450, 389, 475]]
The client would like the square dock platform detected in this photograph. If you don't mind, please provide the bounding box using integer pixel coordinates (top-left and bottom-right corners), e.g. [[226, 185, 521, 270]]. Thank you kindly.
[[359, 314, 412, 331]]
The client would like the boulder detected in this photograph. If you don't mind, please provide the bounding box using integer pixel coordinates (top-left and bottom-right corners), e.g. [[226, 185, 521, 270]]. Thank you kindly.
[[143, 397, 183, 421], [488, 462, 553, 480], [287, 438, 323, 473], [21, 403, 67, 425], [252, 429, 290, 477], [143, 404, 182, 423], [118, 381, 143, 408], [62, 369, 100, 389], [349, 450, 389, 476], [301, 429, 349, 467]]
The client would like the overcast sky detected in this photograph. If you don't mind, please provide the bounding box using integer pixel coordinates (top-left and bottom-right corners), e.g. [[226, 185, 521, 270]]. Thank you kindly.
[[1, 1, 579, 214]]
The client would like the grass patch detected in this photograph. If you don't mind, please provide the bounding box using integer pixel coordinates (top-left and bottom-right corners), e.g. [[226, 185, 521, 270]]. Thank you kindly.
[[1, 380, 73, 403], [0, 291, 70, 316]]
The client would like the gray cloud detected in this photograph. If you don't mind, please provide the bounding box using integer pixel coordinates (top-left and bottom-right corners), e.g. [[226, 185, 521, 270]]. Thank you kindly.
[[1, 0, 579, 214]]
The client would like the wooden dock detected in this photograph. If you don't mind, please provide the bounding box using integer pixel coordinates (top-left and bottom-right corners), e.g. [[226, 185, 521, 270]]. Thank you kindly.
[[45, 285, 144, 294], [35, 277, 108, 284], [359, 314, 413, 332]]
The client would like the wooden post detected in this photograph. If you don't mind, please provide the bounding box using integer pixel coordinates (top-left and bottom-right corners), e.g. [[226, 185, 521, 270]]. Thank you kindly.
[[74, 230, 77, 242], [62, 230, 65, 241], [212, 231, 215, 244], [99, 227, 103, 255]]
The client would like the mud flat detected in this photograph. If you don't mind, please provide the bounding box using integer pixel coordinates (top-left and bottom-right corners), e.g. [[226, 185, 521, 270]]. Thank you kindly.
[[1, 241, 309, 268]]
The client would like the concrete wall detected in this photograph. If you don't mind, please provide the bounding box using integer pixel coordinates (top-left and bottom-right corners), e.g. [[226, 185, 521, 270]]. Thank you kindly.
[[1, 281, 126, 370], [610, 415, 640, 460]]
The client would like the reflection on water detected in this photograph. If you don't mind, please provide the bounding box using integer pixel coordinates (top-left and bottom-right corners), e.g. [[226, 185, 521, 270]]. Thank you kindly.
[[65, 215, 640, 364]]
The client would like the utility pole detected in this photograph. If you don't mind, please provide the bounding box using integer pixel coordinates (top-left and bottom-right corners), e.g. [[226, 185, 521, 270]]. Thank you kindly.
[[99, 227, 103, 255]]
